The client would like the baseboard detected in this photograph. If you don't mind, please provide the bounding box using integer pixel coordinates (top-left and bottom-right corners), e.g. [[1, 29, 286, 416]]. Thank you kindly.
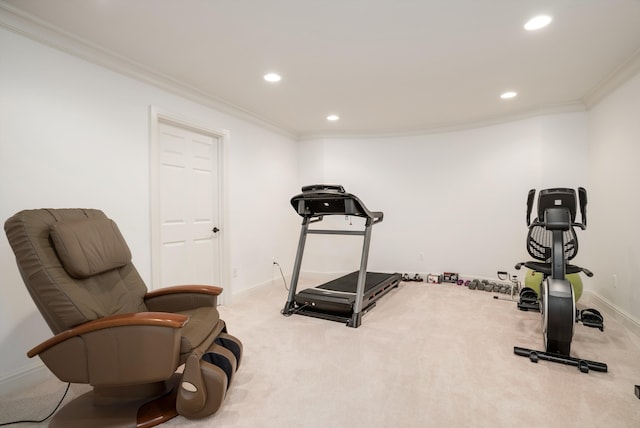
[[0, 361, 50, 395], [581, 290, 640, 339]]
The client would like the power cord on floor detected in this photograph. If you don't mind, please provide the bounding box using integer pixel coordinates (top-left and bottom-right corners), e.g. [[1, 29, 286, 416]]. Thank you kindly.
[[274, 261, 309, 316], [0, 382, 70, 426], [273, 261, 288, 291]]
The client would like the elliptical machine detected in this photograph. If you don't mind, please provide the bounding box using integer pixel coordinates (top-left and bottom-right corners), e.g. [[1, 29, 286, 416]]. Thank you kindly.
[[513, 188, 607, 373]]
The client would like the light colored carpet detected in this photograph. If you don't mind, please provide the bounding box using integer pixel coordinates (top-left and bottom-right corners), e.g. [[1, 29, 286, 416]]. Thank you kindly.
[[2, 278, 640, 427]]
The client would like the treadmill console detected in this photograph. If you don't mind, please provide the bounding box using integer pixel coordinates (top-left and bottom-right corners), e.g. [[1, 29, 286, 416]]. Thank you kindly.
[[291, 184, 378, 220], [301, 184, 345, 193]]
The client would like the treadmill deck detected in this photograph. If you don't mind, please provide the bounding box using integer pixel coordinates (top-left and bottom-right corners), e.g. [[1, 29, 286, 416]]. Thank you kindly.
[[294, 271, 401, 320]]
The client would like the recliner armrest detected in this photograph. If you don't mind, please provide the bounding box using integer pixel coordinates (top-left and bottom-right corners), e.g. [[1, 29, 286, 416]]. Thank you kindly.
[[145, 285, 223, 313], [27, 312, 189, 386], [145, 284, 223, 298], [27, 312, 188, 357]]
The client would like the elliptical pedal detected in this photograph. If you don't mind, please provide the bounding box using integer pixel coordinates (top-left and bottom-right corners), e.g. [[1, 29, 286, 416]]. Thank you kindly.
[[517, 287, 540, 311], [580, 308, 604, 331]]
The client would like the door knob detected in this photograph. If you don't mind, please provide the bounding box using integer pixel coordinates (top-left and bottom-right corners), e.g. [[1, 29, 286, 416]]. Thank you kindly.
[[212, 227, 220, 233]]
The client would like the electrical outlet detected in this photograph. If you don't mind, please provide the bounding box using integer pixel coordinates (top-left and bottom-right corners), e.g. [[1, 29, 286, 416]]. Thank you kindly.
[[613, 273, 617, 288]]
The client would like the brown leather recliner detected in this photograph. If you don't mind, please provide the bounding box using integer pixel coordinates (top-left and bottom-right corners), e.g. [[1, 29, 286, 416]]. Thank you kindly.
[[4, 208, 242, 427]]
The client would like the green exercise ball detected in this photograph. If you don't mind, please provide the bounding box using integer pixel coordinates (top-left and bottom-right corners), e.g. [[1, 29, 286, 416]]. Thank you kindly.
[[524, 270, 583, 302]]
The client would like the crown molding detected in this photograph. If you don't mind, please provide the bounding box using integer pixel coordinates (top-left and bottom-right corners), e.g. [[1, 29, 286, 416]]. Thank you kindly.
[[582, 47, 640, 109], [298, 101, 586, 141], [0, 4, 297, 140]]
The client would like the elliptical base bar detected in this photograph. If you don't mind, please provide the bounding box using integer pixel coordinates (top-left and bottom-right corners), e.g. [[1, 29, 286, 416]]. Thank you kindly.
[[514, 346, 607, 373]]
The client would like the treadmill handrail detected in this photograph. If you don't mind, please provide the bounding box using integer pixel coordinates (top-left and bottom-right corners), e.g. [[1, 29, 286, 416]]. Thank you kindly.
[[301, 212, 383, 227], [370, 211, 383, 224]]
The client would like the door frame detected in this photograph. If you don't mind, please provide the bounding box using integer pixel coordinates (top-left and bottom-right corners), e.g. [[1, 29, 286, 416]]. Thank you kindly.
[[149, 105, 230, 304]]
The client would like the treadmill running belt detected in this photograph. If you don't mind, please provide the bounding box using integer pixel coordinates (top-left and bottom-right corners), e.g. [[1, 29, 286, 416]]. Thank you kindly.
[[317, 271, 392, 293]]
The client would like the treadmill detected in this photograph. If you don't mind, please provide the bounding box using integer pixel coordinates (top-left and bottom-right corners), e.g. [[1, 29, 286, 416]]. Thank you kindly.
[[281, 184, 401, 327]]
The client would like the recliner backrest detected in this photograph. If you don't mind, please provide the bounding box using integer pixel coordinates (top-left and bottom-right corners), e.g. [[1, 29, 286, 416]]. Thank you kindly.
[[4, 209, 149, 334]]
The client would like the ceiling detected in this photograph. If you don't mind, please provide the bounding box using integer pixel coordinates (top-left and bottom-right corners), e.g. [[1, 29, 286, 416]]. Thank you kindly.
[[3, 0, 640, 138]]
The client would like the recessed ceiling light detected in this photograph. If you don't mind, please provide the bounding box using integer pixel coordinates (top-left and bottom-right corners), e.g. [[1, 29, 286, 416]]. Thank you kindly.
[[524, 15, 552, 31], [327, 115, 340, 121], [263, 73, 281, 83], [500, 91, 518, 99]]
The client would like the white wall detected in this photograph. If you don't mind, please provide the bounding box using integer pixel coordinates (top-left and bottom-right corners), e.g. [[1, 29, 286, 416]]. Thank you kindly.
[[0, 27, 299, 387], [297, 113, 589, 278], [586, 70, 640, 322]]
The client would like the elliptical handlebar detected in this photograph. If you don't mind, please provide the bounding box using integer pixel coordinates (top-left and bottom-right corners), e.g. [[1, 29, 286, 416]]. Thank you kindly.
[[578, 187, 587, 227], [529, 220, 586, 231], [526, 189, 536, 226]]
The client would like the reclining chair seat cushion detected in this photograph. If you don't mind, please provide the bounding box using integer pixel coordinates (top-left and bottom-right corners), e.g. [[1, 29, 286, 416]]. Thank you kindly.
[[174, 306, 223, 356], [50, 217, 132, 279]]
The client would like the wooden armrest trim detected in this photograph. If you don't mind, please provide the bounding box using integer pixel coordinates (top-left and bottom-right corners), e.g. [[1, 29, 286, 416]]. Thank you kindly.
[[145, 285, 223, 299], [27, 312, 188, 358]]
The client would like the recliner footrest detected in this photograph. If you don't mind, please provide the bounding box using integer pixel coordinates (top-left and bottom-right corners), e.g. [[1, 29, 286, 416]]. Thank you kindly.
[[176, 332, 243, 419], [215, 332, 243, 368]]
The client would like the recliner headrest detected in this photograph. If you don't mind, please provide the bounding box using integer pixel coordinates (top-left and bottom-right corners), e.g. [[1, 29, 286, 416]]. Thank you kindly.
[[50, 217, 132, 279]]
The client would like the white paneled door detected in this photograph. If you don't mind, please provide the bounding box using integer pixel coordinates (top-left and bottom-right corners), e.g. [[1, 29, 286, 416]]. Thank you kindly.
[[156, 122, 221, 289]]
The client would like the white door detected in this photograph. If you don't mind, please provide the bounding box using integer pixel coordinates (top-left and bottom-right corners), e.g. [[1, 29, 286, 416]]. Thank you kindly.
[[156, 121, 221, 290]]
